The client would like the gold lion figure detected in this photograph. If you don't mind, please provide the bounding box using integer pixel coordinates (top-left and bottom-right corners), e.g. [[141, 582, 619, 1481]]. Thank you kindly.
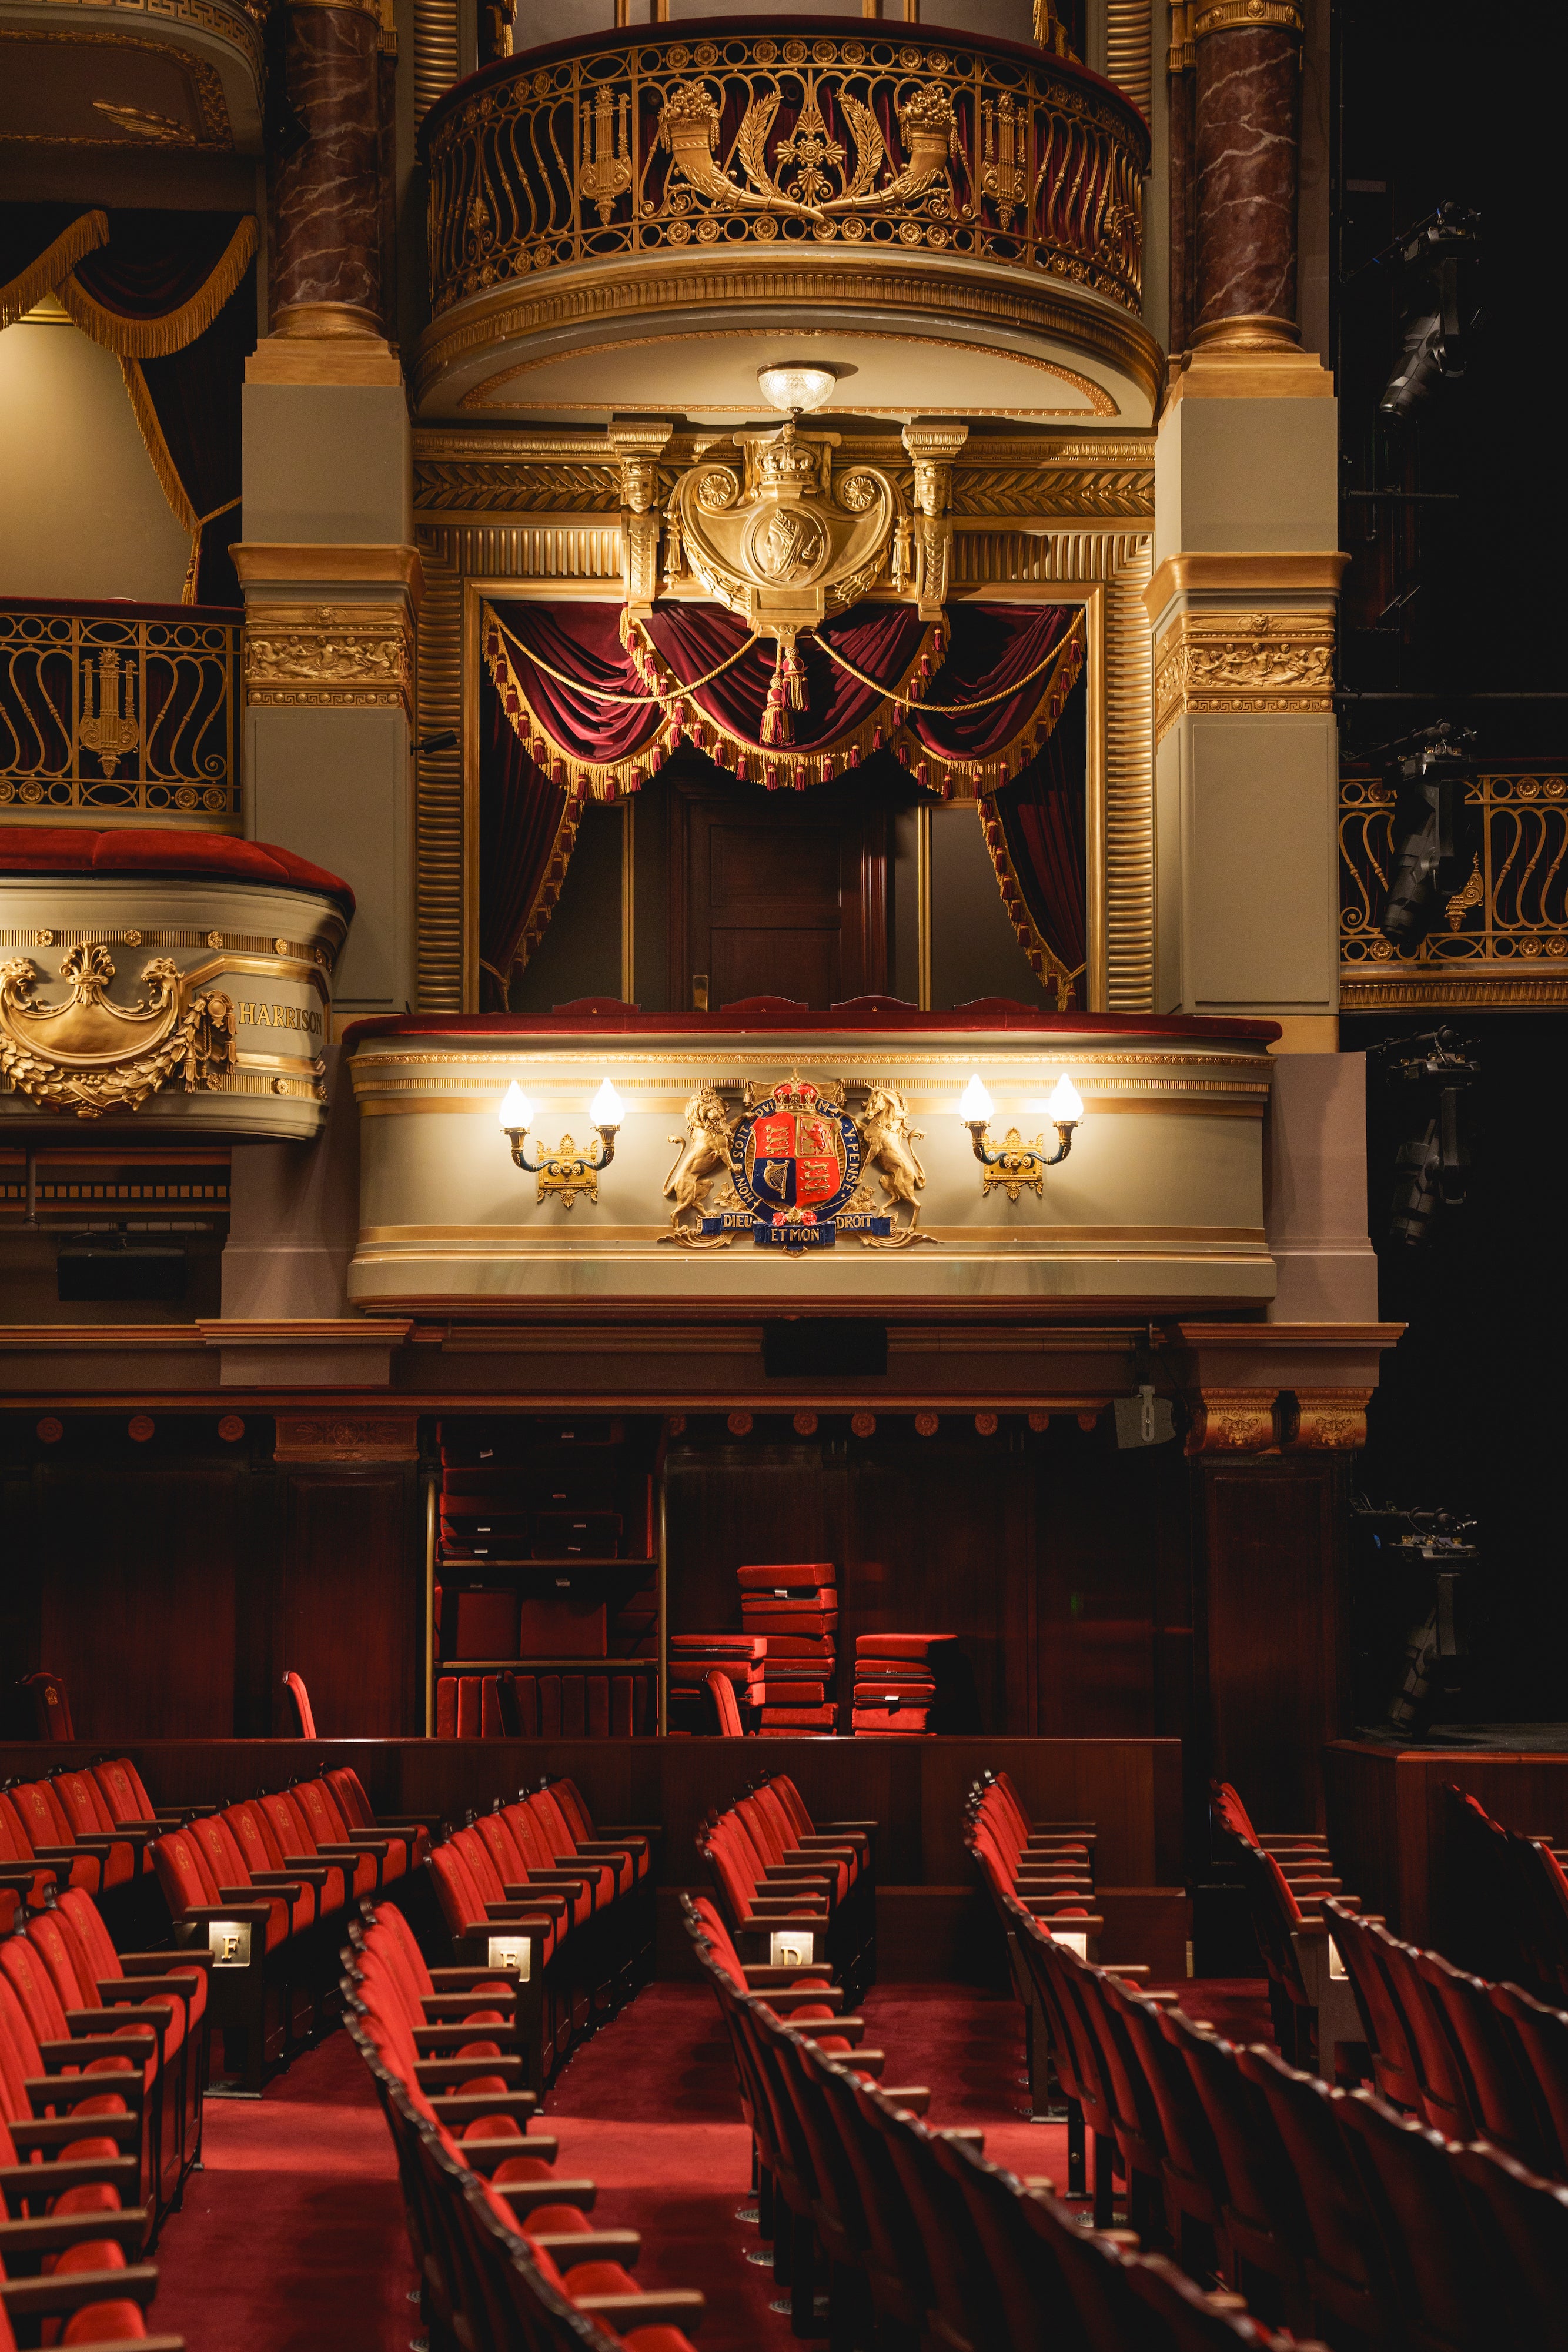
[[660, 1085, 738, 1246]]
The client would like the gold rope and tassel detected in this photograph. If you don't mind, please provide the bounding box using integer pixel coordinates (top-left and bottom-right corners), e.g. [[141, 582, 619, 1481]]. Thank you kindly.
[[0, 211, 109, 333], [61, 218, 258, 358], [760, 636, 798, 748]]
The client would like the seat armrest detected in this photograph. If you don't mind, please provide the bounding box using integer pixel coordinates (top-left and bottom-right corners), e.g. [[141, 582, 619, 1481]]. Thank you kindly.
[[0, 2154, 138, 2201], [570, 2292, 705, 2330], [63, 2004, 168, 2037], [816, 1820, 877, 1835], [750, 1984, 844, 2012], [412, 2023, 519, 2053], [486, 1898, 566, 1923], [421, 1990, 517, 2019], [98, 1978, 199, 2010], [0, 1869, 53, 1892], [738, 1965, 834, 1987], [506, 1873, 585, 1894], [536, 2230, 641, 2265], [246, 1872, 317, 1896], [490, 2174, 596, 2210], [118, 1949, 214, 1974], [0, 2269, 160, 2320], [878, 2086, 931, 2114], [427, 2092, 548, 2129], [0, 2207, 148, 2258], [38, 2034, 152, 2072], [11, 2114, 138, 2151], [413, 2055, 524, 2088], [427, 1966, 522, 1990]]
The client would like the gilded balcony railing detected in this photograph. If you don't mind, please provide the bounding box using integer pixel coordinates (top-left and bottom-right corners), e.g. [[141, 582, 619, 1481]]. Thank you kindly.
[[1339, 769, 1568, 1009], [0, 602, 241, 827], [422, 22, 1146, 320]]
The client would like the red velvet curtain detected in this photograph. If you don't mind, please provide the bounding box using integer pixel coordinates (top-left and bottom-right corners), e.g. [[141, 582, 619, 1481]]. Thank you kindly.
[[903, 603, 1078, 766], [990, 672, 1088, 985], [478, 653, 575, 1008], [642, 602, 932, 754]]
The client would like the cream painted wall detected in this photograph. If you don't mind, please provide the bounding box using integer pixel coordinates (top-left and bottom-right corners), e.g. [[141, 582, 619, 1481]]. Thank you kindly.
[[0, 319, 190, 603]]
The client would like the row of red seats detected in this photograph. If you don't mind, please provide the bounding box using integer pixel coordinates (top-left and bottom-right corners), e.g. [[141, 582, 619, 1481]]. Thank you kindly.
[[683, 1893, 1313, 2352], [964, 1769, 1101, 2126], [0, 1887, 200, 2350], [425, 1780, 656, 2092], [151, 1767, 432, 2093], [0, 1760, 184, 1932], [1328, 1893, 1568, 2178], [1016, 1899, 1566, 2347], [1208, 1780, 1363, 2071], [696, 1773, 877, 1999], [345, 1897, 701, 2352], [1440, 1782, 1568, 2002]]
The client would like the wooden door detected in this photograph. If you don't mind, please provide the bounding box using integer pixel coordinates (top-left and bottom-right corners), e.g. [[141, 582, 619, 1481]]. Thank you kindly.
[[671, 774, 890, 1009]]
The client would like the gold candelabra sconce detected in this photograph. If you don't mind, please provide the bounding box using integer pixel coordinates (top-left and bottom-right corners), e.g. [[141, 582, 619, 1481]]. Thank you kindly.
[[498, 1078, 624, 1208], [960, 1073, 1084, 1202]]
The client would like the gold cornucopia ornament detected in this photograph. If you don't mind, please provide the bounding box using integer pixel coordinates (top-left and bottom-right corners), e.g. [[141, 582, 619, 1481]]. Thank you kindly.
[[0, 941, 236, 1117]]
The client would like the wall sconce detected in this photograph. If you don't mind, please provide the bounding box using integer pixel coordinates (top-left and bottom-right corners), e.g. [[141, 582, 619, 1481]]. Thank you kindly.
[[960, 1072, 1084, 1201], [499, 1077, 624, 1208]]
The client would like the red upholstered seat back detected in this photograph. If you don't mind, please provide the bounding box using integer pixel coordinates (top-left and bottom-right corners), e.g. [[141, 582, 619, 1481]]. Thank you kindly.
[[326, 1767, 372, 1828], [751, 1783, 800, 1859], [21, 1672, 73, 1741], [295, 1779, 345, 1846], [0, 1980, 49, 2119], [524, 1791, 614, 1903], [24, 1909, 97, 2013], [1211, 1779, 1258, 1844], [549, 1779, 594, 1841], [689, 1895, 747, 1987], [193, 1813, 250, 1891], [0, 1936, 74, 2046], [225, 1802, 280, 1884], [429, 1841, 486, 1937], [58, 1889, 121, 1986], [52, 1772, 113, 1840], [152, 1828, 222, 1916], [474, 1810, 529, 1887], [377, 1903, 436, 1997], [737, 1795, 784, 1865], [768, 1776, 814, 1838], [452, 1826, 507, 1904], [706, 1668, 744, 1737], [11, 1780, 73, 1849], [92, 1758, 156, 1828], [0, 1800, 34, 1869], [282, 1672, 316, 1738], [260, 1790, 312, 1859], [501, 1803, 551, 1876]]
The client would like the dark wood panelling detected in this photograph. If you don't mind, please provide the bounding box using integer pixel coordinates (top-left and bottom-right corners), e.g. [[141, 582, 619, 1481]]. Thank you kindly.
[[276, 1469, 420, 1737], [1325, 1739, 1568, 1946], [32, 1464, 248, 1739], [1198, 1454, 1347, 1829]]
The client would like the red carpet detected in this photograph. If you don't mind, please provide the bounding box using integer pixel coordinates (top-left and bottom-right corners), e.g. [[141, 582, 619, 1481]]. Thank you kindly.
[[151, 1973, 1275, 2350]]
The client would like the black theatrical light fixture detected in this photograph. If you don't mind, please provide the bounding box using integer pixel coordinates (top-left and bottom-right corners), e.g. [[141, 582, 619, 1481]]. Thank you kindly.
[[1380, 719, 1475, 946], [1378, 202, 1482, 420], [1370, 1027, 1480, 1250]]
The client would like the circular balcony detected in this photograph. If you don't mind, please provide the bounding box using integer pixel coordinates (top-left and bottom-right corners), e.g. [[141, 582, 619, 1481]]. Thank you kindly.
[[414, 16, 1158, 429], [0, 829, 352, 1141]]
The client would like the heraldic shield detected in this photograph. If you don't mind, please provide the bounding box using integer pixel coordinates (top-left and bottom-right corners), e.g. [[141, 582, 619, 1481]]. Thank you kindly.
[[706, 1075, 886, 1249]]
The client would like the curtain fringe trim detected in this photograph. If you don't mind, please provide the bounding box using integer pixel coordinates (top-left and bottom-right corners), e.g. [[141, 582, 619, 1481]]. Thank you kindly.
[[485, 608, 966, 799], [979, 800, 1084, 1011], [61, 217, 258, 357], [119, 356, 199, 535], [0, 211, 108, 333]]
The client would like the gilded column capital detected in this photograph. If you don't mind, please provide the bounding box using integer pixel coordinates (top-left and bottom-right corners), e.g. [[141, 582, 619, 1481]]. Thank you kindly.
[[1193, 0, 1304, 35], [1279, 1388, 1373, 1451], [1154, 609, 1335, 744], [1183, 1386, 1279, 1455], [244, 603, 414, 719]]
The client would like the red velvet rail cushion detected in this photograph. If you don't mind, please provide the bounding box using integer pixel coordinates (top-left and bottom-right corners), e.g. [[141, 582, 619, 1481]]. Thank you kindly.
[[0, 826, 355, 909]]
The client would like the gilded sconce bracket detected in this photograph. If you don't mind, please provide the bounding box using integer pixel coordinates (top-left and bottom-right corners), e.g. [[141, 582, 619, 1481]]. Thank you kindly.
[[503, 1120, 619, 1209], [967, 1118, 1075, 1201]]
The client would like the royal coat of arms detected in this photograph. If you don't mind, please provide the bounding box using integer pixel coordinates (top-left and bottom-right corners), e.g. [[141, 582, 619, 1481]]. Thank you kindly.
[[661, 1073, 934, 1251]]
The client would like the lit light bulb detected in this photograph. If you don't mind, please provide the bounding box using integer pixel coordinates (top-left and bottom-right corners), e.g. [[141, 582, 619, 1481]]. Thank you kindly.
[[1047, 1074, 1084, 1124], [757, 363, 837, 414], [959, 1074, 994, 1125], [591, 1077, 625, 1128], [498, 1081, 533, 1134]]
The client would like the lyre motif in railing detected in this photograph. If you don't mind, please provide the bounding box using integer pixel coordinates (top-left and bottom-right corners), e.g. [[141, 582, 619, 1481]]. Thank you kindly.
[[79, 647, 141, 780], [981, 93, 1028, 230], [577, 86, 632, 225]]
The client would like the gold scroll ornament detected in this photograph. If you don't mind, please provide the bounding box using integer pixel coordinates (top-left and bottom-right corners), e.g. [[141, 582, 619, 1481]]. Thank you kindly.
[[0, 941, 236, 1118]]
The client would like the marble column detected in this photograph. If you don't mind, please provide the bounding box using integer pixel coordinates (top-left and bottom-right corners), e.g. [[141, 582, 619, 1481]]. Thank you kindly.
[[269, 0, 387, 341], [1192, 0, 1303, 350]]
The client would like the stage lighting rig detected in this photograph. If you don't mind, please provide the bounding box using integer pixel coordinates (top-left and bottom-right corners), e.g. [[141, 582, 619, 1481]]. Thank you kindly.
[[1352, 1499, 1480, 1737], [1380, 719, 1475, 947], [1370, 1026, 1480, 1250], [1378, 202, 1482, 420]]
